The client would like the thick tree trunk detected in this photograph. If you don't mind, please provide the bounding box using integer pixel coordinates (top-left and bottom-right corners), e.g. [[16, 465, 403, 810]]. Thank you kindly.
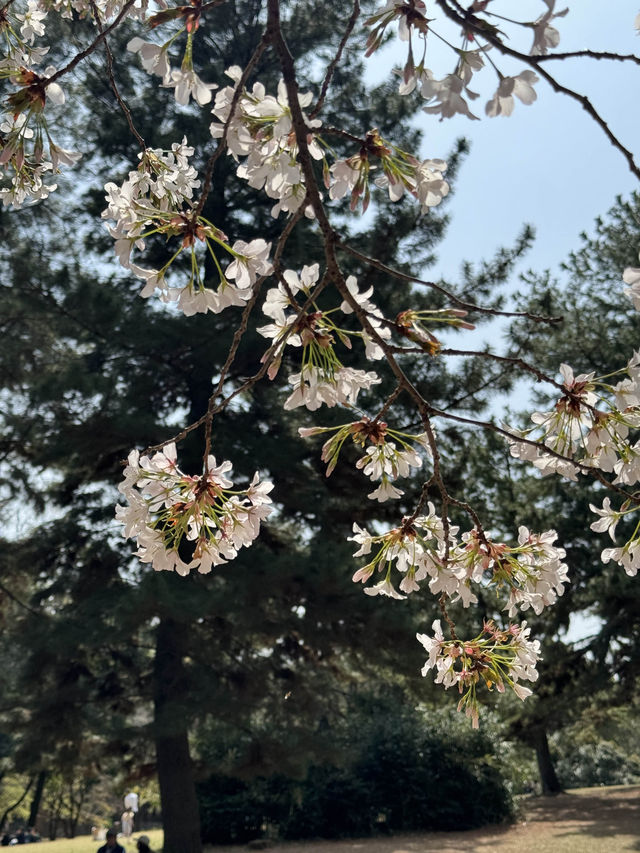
[[27, 770, 47, 830], [153, 614, 202, 853], [532, 727, 563, 795]]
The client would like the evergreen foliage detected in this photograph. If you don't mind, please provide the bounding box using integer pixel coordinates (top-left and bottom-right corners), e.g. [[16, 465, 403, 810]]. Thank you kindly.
[[197, 699, 514, 844]]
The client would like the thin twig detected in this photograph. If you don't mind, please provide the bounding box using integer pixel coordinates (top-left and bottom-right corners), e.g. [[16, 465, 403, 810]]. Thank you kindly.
[[340, 241, 564, 324], [89, 0, 146, 151], [0, 579, 41, 617], [194, 33, 271, 217], [534, 49, 640, 66], [45, 0, 138, 87], [440, 347, 565, 394], [322, 126, 368, 146], [310, 0, 361, 120], [372, 384, 403, 425]]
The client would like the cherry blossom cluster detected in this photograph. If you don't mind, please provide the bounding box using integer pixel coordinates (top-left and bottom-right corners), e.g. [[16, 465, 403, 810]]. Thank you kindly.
[[506, 360, 640, 481], [102, 138, 272, 314], [209, 69, 450, 218], [349, 511, 568, 615], [0, 2, 78, 207], [284, 364, 381, 412], [259, 264, 388, 363], [129, 35, 217, 108], [127, 0, 218, 110], [364, 0, 560, 120], [116, 442, 273, 575], [328, 129, 449, 214], [417, 619, 541, 727], [450, 527, 569, 618], [48, 0, 148, 21], [590, 496, 640, 578], [298, 418, 429, 503], [504, 348, 640, 578], [210, 67, 321, 218], [348, 509, 462, 600], [256, 264, 385, 409]]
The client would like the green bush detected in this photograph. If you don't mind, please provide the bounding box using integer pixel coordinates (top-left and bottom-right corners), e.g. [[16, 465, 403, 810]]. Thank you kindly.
[[554, 741, 640, 788], [197, 702, 514, 844]]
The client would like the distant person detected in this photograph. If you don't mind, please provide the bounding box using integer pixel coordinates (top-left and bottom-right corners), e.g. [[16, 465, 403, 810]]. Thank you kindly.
[[136, 835, 153, 853], [124, 792, 139, 814], [97, 829, 125, 853], [121, 809, 134, 837]]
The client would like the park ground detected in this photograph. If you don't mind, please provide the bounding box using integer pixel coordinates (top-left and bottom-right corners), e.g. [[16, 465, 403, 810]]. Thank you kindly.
[[15, 784, 640, 853]]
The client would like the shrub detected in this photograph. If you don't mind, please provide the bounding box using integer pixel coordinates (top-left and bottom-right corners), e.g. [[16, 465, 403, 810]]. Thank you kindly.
[[197, 703, 514, 844]]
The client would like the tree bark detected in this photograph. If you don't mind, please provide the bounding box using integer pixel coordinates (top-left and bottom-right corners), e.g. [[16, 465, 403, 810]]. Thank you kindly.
[[27, 770, 47, 830], [153, 614, 202, 853], [532, 726, 563, 795]]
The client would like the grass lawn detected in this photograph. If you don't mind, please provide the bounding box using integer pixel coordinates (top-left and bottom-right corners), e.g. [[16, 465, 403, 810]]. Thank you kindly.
[[7, 829, 164, 853], [13, 785, 640, 853]]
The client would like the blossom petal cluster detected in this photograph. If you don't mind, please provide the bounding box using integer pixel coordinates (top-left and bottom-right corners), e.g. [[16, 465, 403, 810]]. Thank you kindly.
[[590, 494, 640, 577], [364, 2, 547, 120], [348, 508, 462, 599], [102, 138, 272, 314], [210, 68, 322, 219], [127, 37, 217, 107], [116, 443, 273, 575], [417, 619, 541, 727], [329, 128, 449, 214], [299, 417, 429, 503], [450, 527, 570, 618], [507, 360, 640, 482], [349, 512, 568, 614], [257, 267, 383, 410], [0, 38, 78, 207]]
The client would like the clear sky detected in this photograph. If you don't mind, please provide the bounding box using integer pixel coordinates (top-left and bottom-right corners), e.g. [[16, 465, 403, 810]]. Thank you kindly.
[[367, 1, 640, 281]]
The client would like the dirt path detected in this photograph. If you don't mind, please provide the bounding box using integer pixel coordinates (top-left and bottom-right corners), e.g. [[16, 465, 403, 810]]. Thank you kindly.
[[204, 785, 640, 853]]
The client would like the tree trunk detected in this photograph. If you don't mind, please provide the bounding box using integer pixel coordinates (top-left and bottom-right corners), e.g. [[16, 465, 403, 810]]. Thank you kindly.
[[27, 770, 47, 830], [153, 614, 202, 853], [532, 727, 563, 795]]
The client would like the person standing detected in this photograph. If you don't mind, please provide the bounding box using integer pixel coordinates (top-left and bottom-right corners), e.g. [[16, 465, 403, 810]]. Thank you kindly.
[[121, 809, 134, 837]]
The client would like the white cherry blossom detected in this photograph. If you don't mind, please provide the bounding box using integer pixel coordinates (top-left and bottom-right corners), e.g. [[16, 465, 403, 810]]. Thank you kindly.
[[486, 71, 539, 117]]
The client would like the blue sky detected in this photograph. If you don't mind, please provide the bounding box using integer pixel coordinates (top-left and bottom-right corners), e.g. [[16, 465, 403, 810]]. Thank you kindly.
[[367, 1, 640, 280]]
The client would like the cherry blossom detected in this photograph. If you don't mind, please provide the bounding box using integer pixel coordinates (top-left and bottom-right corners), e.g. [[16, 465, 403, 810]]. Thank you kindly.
[[117, 443, 273, 575], [417, 619, 541, 727], [486, 71, 539, 117], [529, 1, 568, 56]]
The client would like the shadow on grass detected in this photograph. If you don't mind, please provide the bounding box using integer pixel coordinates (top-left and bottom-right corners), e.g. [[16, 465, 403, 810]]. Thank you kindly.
[[524, 786, 640, 842]]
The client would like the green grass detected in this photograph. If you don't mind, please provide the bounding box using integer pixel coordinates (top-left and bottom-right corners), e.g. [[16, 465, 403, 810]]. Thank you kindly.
[[10, 829, 164, 853], [12, 785, 640, 853]]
